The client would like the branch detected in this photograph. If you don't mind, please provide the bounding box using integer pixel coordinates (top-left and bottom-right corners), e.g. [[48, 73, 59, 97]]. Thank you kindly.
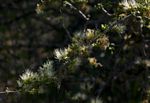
[[100, 4, 113, 16], [0, 91, 19, 94], [103, 14, 133, 34], [90, 14, 133, 43], [64, 1, 89, 21]]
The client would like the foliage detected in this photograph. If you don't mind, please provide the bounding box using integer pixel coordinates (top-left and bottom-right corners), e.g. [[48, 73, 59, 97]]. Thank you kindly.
[[17, 0, 150, 103]]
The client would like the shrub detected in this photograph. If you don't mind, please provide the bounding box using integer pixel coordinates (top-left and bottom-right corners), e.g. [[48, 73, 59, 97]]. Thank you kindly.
[[18, 0, 150, 103]]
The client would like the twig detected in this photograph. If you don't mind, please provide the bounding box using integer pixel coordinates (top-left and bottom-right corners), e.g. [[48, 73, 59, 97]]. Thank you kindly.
[[100, 4, 113, 16], [0, 91, 19, 94], [103, 14, 133, 34], [90, 14, 133, 44], [64, 1, 89, 21], [59, 8, 72, 41]]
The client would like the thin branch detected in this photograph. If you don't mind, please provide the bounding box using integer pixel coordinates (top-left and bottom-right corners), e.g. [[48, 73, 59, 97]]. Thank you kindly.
[[0, 91, 19, 94], [59, 8, 72, 40], [64, 1, 89, 21], [100, 4, 113, 16], [103, 14, 133, 34], [89, 14, 133, 44]]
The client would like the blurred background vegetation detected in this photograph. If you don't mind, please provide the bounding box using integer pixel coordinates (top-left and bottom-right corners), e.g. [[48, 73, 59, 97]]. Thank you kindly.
[[0, 0, 65, 87], [0, 0, 149, 103], [0, 0, 67, 102]]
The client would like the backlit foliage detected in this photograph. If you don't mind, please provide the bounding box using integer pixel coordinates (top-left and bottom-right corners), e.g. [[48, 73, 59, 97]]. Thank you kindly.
[[18, 0, 150, 103]]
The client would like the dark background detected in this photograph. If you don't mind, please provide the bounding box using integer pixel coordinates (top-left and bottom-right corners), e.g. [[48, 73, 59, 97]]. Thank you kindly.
[[0, 0, 149, 103], [0, 1, 67, 102]]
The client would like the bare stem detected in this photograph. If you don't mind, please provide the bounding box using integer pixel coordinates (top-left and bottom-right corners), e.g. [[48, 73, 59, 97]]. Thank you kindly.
[[64, 1, 89, 21]]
